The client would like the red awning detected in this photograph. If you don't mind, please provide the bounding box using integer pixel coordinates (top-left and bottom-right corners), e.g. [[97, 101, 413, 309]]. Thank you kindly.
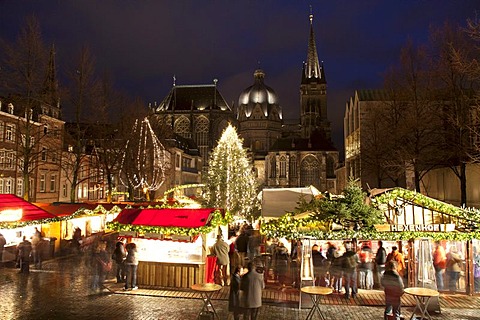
[[114, 208, 218, 228], [0, 194, 56, 222]]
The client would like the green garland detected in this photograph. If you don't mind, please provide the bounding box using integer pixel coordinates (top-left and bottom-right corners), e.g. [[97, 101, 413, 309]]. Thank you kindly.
[[106, 209, 232, 237], [0, 216, 60, 229]]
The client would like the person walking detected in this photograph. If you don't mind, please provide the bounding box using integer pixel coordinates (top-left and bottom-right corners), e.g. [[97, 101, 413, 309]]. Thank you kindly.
[[124, 242, 139, 290], [433, 241, 447, 290], [446, 246, 462, 293], [330, 250, 343, 294], [229, 266, 243, 320], [211, 234, 230, 286], [375, 241, 387, 288], [358, 244, 373, 290], [112, 241, 126, 283], [312, 244, 327, 286], [273, 241, 289, 287], [381, 260, 404, 320], [91, 241, 110, 292], [241, 262, 265, 320], [17, 236, 32, 274], [342, 243, 359, 299], [386, 246, 406, 278]]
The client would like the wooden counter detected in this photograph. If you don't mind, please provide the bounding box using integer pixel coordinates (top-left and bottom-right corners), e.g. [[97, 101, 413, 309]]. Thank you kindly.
[[137, 261, 205, 288]]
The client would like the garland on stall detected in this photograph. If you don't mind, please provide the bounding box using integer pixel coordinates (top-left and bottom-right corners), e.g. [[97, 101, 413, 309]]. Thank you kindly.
[[106, 209, 232, 237], [54, 204, 123, 221], [0, 216, 60, 229]]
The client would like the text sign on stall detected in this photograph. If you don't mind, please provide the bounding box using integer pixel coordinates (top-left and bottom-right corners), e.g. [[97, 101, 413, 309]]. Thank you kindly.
[[374, 224, 455, 232], [0, 209, 23, 222]]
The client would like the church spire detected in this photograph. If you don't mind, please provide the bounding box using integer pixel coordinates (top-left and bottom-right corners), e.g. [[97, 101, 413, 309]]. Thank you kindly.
[[302, 12, 325, 84], [42, 44, 61, 118]]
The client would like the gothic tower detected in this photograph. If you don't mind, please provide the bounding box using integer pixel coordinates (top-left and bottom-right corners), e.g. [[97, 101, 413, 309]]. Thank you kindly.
[[300, 13, 330, 140]]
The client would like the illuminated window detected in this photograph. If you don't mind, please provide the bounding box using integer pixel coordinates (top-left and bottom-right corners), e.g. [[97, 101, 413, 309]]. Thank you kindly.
[[5, 124, 15, 141], [16, 179, 23, 197], [7, 103, 13, 114], [0, 121, 4, 140], [195, 116, 209, 146], [62, 184, 67, 197], [41, 147, 47, 161], [174, 117, 191, 139], [0, 179, 3, 193], [40, 174, 46, 192], [5, 179, 12, 194], [6, 152, 13, 169]]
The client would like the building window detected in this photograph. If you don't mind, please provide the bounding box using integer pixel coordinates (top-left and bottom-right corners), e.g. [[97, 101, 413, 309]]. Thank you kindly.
[[62, 184, 67, 198], [41, 147, 47, 161], [326, 156, 335, 178], [40, 174, 46, 192], [300, 155, 320, 187], [50, 175, 56, 192], [195, 116, 209, 147], [279, 156, 287, 178], [16, 179, 23, 197], [0, 121, 4, 141], [5, 179, 12, 194], [6, 152, 13, 169], [7, 103, 13, 114], [5, 124, 15, 141], [269, 156, 276, 178], [174, 117, 191, 139], [289, 156, 297, 178], [176, 154, 180, 169]]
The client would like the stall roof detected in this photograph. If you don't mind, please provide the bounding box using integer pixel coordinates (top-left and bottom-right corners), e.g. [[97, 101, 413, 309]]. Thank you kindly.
[[114, 208, 218, 228], [260, 186, 321, 219], [0, 194, 56, 221]]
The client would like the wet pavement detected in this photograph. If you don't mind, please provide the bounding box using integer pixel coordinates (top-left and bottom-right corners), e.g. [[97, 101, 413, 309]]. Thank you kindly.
[[0, 255, 479, 320]]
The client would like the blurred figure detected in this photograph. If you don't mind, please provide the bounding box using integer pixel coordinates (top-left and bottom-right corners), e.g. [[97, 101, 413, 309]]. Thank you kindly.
[[473, 246, 480, 293], [124, 242, 139, 290], [330, 249, 344, 293], [72, 227, 82, 253], [90, 241, 110, 292], [228, 266, 242, 320], [386, 246, 406, 278], [273, 241, 289, 287], [358, 243, 373, 289], [235, 229, 249, 267], [248, 230, 261, 262], [241, 262, 265, 320], [0, 233, 7, 267], [375, 241, 387, 288], [433, 241, 446, 290], [211, 234, 229, 286], [446, 246, 462, 293], [382, 260, 404, 320], [342, 243, 359, 299], [17, 236, 32, 274], [312, 244, 328, 286]]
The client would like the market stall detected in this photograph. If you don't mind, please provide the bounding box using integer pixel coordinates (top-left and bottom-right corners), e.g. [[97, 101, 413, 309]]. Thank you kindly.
[[0, 194, 59, 265], [108, 207, 227, 288]]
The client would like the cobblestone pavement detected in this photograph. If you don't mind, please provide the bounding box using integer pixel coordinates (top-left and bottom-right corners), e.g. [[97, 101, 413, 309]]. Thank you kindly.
[[0, 256, 479, 320]]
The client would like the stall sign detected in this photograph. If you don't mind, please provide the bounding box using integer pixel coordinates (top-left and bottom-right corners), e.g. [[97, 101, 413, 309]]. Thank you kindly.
[[119, 231, 138, 237], [375, 224, 455, 232], [144, 232, 164, 240], [0, 209, 22, 222]]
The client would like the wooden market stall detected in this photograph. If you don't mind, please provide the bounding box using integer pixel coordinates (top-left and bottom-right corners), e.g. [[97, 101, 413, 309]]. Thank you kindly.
[[109, 207, 226, 289], [0, 194, 59, 265]]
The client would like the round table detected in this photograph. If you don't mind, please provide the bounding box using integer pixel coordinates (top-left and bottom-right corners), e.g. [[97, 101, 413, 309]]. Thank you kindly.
[[191, 283, 222, 319], [300, 286, 333, 320], [404, 287, 439, 320]]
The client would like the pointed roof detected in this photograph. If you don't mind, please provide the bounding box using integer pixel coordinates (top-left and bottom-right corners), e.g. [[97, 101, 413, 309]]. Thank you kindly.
[[42, 44, 60, 110], [302, 13, 326, 84]]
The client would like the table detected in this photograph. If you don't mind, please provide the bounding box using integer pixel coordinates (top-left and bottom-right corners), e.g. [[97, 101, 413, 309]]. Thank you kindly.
[[300, 286, 333, 320], [404, 287, 440, 320], [191, 283, 222, 319]]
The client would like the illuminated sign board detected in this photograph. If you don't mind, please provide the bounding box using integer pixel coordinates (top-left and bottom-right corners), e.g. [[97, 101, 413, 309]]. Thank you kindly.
[[375, 224, 455, 232], [0, 209, 23, 222]]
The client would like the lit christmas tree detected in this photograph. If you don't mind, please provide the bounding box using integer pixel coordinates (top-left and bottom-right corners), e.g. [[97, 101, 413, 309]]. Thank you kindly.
[[205, 124, 259, 220]]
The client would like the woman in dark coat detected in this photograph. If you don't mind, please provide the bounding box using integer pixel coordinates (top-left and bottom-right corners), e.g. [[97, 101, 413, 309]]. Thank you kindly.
[[229, 266, 242, 320]]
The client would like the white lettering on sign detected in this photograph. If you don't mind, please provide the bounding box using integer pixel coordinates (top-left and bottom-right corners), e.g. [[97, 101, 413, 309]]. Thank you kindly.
[[387, 224, 455, 232]]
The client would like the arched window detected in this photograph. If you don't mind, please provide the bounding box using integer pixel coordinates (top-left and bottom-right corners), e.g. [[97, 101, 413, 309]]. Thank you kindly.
[[326, 155, 335, 178], [300, 155, 320, 187], [174, 117, 191, 139], [195, 116, 209, 165], [269, 156, 276, 178], [289, 155, 297, 178], [279, 155, 287, 178]]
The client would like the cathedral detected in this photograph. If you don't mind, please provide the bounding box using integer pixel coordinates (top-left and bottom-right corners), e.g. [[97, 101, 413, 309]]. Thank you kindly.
[[153, 13, 338, 194]]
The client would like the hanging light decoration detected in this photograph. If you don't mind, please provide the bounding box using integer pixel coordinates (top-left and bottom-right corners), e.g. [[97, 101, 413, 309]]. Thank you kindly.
[[120, 117, 170, 194]]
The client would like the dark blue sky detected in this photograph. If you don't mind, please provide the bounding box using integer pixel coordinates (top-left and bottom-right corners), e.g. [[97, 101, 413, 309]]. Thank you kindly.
[[0, 1, 477, 152]]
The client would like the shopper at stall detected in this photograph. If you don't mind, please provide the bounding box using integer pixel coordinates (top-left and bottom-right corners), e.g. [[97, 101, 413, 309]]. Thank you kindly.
[[386, 246, 406, 278], [112, 241, 126, 283], [241, 261, 265, 320], [124, 242, 139, 290], [248, 230, 261, 262], [330, 249, 344, 293], [375, 241, 387, 288], [381, 260, 404, 320], [17, 236, 32, 274], [312, 244, 328, 286], [229, 266, 243, 320], [446, 246, 462, 293], [433, 241, 447, 290], [358, 243, 374, 290], [342, 243, 359, 299], [211, 234, 230, 286]]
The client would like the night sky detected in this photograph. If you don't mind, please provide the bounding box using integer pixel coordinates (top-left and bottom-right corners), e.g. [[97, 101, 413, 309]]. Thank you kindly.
[[0, 1, 477, 152]]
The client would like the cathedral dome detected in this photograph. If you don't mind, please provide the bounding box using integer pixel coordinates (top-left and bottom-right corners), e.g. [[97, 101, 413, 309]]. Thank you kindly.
[[238, 69, 282, 119]]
